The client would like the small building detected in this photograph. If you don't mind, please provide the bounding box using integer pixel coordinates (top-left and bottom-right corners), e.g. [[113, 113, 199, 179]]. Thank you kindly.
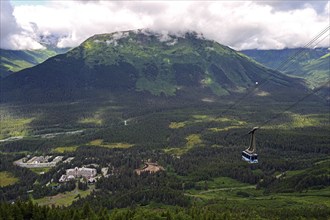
[[66, 167, 97, 178], [59, 175, 67, 182], [88, 177, 97, 184], [67, 175, 75, 181], [59, 167, 97, 182]]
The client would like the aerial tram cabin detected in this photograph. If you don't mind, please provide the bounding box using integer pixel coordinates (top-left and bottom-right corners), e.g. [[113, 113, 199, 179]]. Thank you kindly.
[[242, 127, 258, 163]]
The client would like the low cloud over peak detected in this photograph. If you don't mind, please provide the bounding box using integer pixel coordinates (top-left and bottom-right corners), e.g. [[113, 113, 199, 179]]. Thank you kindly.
[[1, 0, 329, 50], [0, 1, 45, 50]]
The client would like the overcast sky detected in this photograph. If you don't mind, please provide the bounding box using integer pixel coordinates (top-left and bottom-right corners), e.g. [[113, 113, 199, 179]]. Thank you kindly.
[[1, 0, 329, 50]]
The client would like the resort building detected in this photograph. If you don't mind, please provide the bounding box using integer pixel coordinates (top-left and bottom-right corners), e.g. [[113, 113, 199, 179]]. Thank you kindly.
[[59, 167, 97, 182]]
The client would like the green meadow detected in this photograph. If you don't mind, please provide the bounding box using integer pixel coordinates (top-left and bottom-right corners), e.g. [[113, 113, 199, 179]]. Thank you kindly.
[[0, 171, 19, 187]]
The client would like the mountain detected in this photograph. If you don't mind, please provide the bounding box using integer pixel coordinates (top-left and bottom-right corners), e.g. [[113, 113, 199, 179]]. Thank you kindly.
[[0, 47, 70, 78], [300, 53, 330, 87], [1, 30, 308, 103], [0, 30, 329, 217], [240, 48, 330, 88]]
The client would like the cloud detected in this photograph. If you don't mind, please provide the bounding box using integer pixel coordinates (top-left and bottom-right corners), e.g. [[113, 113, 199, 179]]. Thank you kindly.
[[2, 0, 329, 50], [0, 0, 44, 50], [0, 1, 18, 44], [256, 1, 328, 13]]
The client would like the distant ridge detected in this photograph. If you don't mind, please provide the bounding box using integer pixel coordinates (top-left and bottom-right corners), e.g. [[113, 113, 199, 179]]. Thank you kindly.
[[240, 48, 329, 88], [0, 47, 70, 78]]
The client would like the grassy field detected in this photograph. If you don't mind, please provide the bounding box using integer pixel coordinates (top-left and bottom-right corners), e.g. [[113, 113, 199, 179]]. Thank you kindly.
[[0, 171, 19, 187], [168, 114, 247, 134], [263, 113, 328, 130], [88, 139, 134, 149], [52, 140, 134, 153], [29, 167, 52, 174], [0, 116, 33, 139], [198, 176, 251, 189], [169, 122, 186, 129], [165, 134, 203, 155], [186, 177, 330, 209], [284, 169, 306, 178], [78, 117, 102, 126], [52, 146, 79, 153], [33, 185, 95, 207], [136, 77, 177, 96]]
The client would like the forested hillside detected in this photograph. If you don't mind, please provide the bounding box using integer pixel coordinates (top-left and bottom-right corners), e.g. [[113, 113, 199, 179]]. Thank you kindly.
[[0, 30, 329, 219], [240, 48, 329, 88], [1, 30, 308, 103]]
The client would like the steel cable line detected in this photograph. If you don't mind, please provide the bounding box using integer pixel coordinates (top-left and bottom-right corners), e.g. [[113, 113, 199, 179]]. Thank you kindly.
[[222, 25, 330, 115], [275, 26, 329, 72], [58, 26, 330, 138], [220, 80, 329, 165], [311, 32, 330, 50], [233, 79, 330, 143], [0, 27, 329, 143], [198, 26, 330, 151], [258, 80, 330, 129]]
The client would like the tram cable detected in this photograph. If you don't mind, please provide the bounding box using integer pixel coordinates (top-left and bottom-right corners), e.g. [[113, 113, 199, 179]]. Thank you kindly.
[[258, 80, 330, 128], [222, 25, 329, 115], [203, 26, 330, 163], [239, 79, 329, 163]]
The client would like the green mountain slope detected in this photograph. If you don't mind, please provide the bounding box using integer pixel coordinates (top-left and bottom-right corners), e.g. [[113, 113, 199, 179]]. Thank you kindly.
[[0, 31, 329, 218], [1, 30, 307, 103], [301, 53, 330, 87], [0, 47, 70, 78], [240, 48, 329, 87]]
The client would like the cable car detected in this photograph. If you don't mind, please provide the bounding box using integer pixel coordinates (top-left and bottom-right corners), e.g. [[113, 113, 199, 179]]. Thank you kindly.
[[242, 127, 259, 163]]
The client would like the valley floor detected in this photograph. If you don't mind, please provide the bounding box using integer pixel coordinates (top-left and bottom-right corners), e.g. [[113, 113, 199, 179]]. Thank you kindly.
[[0, 96, 329, 219]]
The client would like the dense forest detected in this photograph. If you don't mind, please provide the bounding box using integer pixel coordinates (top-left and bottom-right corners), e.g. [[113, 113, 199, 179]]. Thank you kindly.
[[0, 91, 329, 219], [0, 34, 329, 217], [0, 8, 329, 220], [1, 199, 330, 220]]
